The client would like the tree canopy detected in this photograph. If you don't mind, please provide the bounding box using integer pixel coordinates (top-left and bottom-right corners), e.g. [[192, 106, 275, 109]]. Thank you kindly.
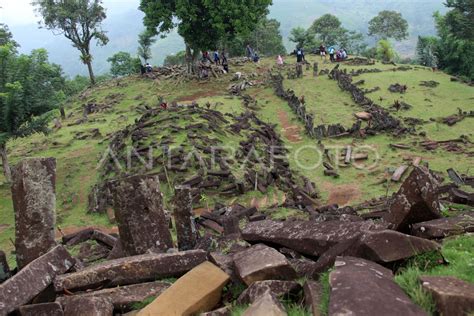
[[289, 27, 315, 50], [368, 10, 409, 41], [310, 14, 344, 45], [137, 30, 157, 63], [32, 0, 109, 84], [107, 51, 141, 77]]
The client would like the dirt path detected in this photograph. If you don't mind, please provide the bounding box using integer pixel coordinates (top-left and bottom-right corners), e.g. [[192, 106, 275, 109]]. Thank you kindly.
[[322, 182, 362, 206], [277, 110, 303, 143], [175, 90, 222, 102]]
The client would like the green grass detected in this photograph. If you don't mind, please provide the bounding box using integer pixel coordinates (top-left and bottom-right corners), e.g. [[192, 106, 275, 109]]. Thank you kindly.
[[318, 271, 331, 316], [395, 235, 474, 315]]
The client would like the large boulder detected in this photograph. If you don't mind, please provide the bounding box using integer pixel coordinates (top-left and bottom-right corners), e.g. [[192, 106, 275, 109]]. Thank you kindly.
[[136, 262, 230, 316], [411, 213, 474, 239], [0, 245, 74, 315], [233, 244, 297, 286], [11, 158, 57, 269], [241, 220, 382, 257], [109, 175, 173, 255], [54, 250, 206, 292], [420, 276, 474, 316], [329, 257, 426, 316], [383, 167, 441, 232]]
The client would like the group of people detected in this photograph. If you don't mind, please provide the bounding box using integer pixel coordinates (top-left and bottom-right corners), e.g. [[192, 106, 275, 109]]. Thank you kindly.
[[319, 44, 348, 62], [140, 62, 153, 75], [202, 50, 229, 72]]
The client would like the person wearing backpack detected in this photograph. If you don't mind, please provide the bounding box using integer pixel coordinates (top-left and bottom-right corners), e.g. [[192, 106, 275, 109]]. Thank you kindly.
[[296, 47, 305, 63], [328, 46, 336, 62], [213, 50, 220, 65]]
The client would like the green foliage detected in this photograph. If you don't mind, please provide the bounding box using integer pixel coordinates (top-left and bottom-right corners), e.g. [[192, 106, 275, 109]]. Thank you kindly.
[[140, 0, 272, 60], [443, 0, 474, 40], [0, 24, 18, 49], [163, 51, 186, 66], [416, 36, 439, 68], [107, 52, 141, 77], [310, 14, 344, 45], [319, 271, 331, 316], [226, 17, 286, 57], [376, 39, 396, 62], [289, 27, 315, 50], [368, 10, 409, 41], [137, 30, 157, 63], [131, 295, 157, 310], [32, 0, 109, 84], [64, 75, 90, 96]]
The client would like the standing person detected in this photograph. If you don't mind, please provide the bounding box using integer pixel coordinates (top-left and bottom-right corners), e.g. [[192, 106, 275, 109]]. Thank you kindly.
[[341, 48, 348, 60], [221, 49, 228, 64], [277, 55, 284, 66], [319, 44, 327, 60], [328, 46, 335, 62], [222, 58, 229, 73], [296, 47, 305, 63], [145, 62, 153, 73], [213, 50, 220, 65]]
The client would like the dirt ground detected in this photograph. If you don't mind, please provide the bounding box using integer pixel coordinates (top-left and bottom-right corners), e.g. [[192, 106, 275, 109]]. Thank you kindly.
[[322, 182, 362, 206], [277, 110, 303, 143]]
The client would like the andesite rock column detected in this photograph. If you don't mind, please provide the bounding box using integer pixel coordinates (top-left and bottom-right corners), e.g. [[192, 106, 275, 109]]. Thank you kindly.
[[11, 157, 57, 269], [173, 185, 198, 251]]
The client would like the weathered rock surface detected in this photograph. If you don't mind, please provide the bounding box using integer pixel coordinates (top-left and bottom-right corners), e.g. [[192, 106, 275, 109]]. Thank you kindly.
[[384, 167, 441, 232], [411, 213, 474, 239], [329, 257, 426, 316], [137, 262, 230, 316], [54, 250, 207, 292], [346, 230, 440, 263], [11, 158, 57, 269], [110, 175, 173, 255], [242, 290, 287, 316], [200, 306, 231, 316], [304, 281, 323, 316], [18, 302, 64, 316], [56, 281, 170, 311], [0, 250, 11, 283], [233, 244, 297, 286], [420, 276, 474, 316], [62, 296, 114, 316], [0, 245, 74, 315], [237, 280, 301, 305], [173, 185, 198, 250], [241, 220, 382, 257]]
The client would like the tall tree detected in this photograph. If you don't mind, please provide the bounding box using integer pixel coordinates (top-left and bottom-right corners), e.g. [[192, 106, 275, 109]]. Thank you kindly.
[[416, 36, 438, 68], [443, 0, 474, 40], [289, 27, 315, 50], [368, 10, 409, 41], [0, 24, 18, 48], [0, 46, 65, 181], [107, 51, 141, 77], [137, 30, 157, 63], [310, 14, 344, 45], [32, 0, 109, 85], [139, 0, 272, 73]]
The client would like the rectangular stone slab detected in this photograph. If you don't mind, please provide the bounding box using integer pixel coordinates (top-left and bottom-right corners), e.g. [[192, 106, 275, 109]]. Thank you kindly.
[[137, 262, 230, 316], [0, 245, 74, 315], [56, 281, 170, 311], [411, 213, 474, 239], [241, 220, 383, 257], [18, 302, 64, 316], [54, 250, 207, 292]]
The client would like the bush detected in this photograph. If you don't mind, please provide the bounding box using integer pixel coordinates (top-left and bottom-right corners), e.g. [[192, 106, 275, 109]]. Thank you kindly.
[[107, 51, 141, 77], [376, 40, 396, 62], [163, 51, 186, 66]]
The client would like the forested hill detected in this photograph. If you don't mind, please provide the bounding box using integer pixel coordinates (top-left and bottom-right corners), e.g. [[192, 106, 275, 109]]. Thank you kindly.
[[8, 0, 446, 76]]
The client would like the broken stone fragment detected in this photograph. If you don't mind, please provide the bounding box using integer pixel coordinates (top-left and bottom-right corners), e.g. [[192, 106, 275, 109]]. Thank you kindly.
[[18, 302, 64, 316], [411, 213, 474, 239], [54, 250, 207, 292], [237, 280, 301, 305], [173, 185, 198, 251], [200, 306, 231, 316], [420, 276, 474, 316], [136, 262, 230, 316], [241, 220, 382, 257], [233, 244, 297, 286], [62, 296, 113, 316], [91, 230, 117, 249], [56, 281, 170, 312], [62, 228, 95, 246], [384, 167, 441, 232], [303, 281, 323, 316], [329, 257, 425, 316], [11, 157, 57, 269], [110, 175, 173, 255], [242, 289, 287, 316], [0, 245, 74, 315]]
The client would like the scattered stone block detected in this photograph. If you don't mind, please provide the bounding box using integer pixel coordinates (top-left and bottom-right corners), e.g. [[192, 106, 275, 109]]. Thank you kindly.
[[173, 185, 198, 251], [411, 213, 474, 239], [54, 250, 207, 292], [242, 290, 287, 316], [56, 281, 170, 311], [18, 302, 64, 316], [137, 262, 230, 316], [420, 276, 474, 316], [237, 280, 301, 305], [384, 167, 441, 232], [303, 281, 323, 316], [329, 257, 425, 316], [110, 175, 173, 255], [91, 230, 117, 249], [62, 297, 113, 316], [11, 158, 57, 269], [62, 228, 94, 246], [200, 306, 231, 316], [233, 244, 297, 286], [0, 245, 74, 315]]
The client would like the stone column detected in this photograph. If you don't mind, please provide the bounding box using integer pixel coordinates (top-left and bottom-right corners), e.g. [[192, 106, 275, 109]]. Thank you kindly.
[[173, 185, 198, 251], [110, 175, 173, 255], [11, 158, 56, 269]]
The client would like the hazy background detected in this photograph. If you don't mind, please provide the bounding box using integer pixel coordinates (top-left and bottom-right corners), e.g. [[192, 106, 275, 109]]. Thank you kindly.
[[0, 0, 447, 77]]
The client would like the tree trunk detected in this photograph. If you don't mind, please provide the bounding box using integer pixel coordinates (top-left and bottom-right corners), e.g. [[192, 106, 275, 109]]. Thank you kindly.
[[86, 60, 96, 85], [185, 45, 193, 74], [0, 143, 11, 183]]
